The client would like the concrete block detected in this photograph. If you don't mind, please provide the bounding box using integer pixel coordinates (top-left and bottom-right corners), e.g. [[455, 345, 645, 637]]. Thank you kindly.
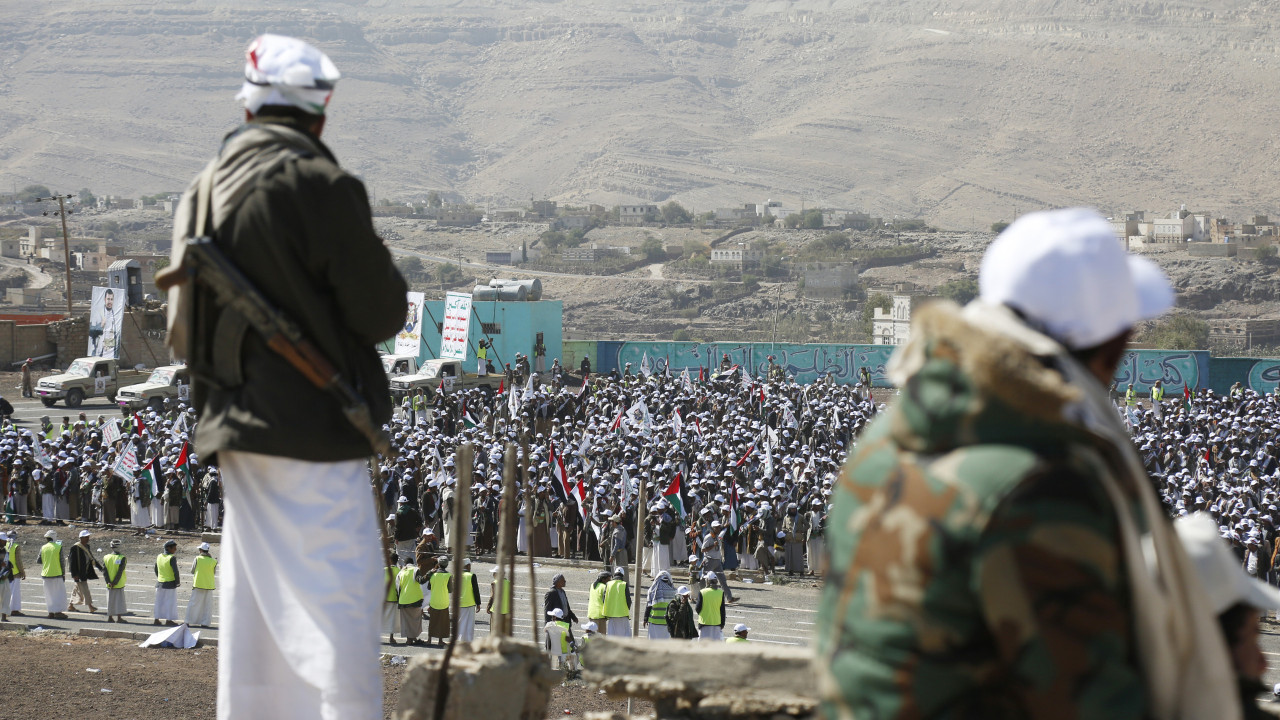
[[581, 638, 818, 718], [394, 637, 559, 720], [201, 532, 222, 544]]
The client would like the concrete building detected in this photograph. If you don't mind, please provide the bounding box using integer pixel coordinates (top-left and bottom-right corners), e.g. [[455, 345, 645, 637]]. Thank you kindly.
[[559, 215, 593, 230], [710, 243, 765, 270], [560, 246, 618, 263], [437, 206, 482, 227], [619, 205, 658, 225], [0, 237, 20, 259], [1208, 318, 1280, 350], [1152, 207, 1196, 243], [485, 251, 513, 265], [714, 207, 753, 223], [872, 295, 914, 346], [801, 262, 860, 299], [529, 200, 557, 219]]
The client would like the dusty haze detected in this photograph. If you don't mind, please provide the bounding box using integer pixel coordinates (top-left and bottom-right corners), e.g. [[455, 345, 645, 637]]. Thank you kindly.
[[3, 1, 1279, 226]]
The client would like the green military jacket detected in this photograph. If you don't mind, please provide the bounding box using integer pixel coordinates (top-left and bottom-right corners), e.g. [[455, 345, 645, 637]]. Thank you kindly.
[[817, 301, 1147, 720], [172, 116, 407, 462]]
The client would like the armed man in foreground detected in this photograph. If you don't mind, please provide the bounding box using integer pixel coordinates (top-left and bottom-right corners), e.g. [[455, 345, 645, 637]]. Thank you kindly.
[[817, 208, 1240, 720], [164, 34, 407, 720]]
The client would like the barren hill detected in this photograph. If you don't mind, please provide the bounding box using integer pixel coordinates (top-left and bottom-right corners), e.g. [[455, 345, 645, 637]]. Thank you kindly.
[[4, 1, 1280, 227]]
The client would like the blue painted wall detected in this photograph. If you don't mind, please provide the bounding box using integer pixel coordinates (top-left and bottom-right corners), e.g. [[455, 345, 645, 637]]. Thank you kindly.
[[380, 300, 562, 374], [595, 341, 895, 386]]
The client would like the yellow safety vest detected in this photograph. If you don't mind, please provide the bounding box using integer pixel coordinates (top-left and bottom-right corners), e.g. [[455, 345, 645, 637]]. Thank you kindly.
[[1152, 386, 1165, 402], [478, 345, 487, 361], [39, 541, 62, 577], [459, 571, 477, 608], [397, 566, 424, 606], [552, 619, 572, 654], [588, 583, 607, 619], [193, 555, 217, 590], [429, 571, 451, 610], [155, 553, 176, 583], [603, 579, 629, 618], [385, 566, 399, 603], [9, 544, 21, 574], [104, 553, 127, 589], [648, 599, 670, 626], [1125, 389, 1136, 406], [698, 588, 723, 626], [492, 578, 511, 614], [726, 636, 749, 643]]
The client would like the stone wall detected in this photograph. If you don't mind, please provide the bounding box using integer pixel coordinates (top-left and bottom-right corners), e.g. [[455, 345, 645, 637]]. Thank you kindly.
[[46, 317, 88, 368], [118, 308, 168, 368]]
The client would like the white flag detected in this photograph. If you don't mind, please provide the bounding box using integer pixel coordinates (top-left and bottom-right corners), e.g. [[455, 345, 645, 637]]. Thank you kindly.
[[681, 367, 692, 392], [33, 442, 51, 469], [102, 418, 122, 445], [640, 353, 652, 377], [741, 364, 752, 390], [767, 425, 779, 449], [507, 384, 520, 416], [523, 372, 535, 402], [672, 408, 684, 437], [112, 443, 139, 481], [762, 442, 774, 479]]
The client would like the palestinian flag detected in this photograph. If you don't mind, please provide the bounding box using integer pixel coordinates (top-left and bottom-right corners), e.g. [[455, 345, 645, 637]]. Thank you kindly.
[[176, 442, 193, 493], [609, 407, 625, 434], [140, 456, 160, 501], [1184, 385, 1193, 413], [462, 409, 479, 429], [662, 473, 685, 521]]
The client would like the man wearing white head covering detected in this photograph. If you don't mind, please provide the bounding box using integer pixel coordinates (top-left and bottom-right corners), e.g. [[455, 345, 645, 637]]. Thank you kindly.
[[167, 33, 407, 720], [819, 208, 1240, 720]]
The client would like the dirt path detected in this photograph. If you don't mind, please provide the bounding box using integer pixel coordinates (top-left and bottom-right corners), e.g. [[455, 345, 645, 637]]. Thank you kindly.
[[0, 629, 648, 719]]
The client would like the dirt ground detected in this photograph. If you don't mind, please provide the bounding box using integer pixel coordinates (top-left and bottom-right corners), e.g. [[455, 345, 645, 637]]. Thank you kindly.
[[0, 629, 650, 719]]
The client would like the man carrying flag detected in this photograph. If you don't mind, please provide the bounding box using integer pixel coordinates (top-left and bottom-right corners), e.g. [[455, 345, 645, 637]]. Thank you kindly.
[[662, 473, 685, 522]]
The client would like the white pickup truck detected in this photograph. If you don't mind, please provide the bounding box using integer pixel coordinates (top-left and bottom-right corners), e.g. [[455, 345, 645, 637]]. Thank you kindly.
[[388, 358, 503, 402], [382, 353, 420, 380], [116, 364, 191, 412], [35, 357, 148, 408]]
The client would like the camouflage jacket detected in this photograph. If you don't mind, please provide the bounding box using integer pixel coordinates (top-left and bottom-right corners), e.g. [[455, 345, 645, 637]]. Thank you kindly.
[[817, 301, 1150, 720]]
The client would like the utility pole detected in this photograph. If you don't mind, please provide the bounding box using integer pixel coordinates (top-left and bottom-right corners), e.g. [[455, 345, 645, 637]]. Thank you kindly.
[[37, 193, 75, 318]]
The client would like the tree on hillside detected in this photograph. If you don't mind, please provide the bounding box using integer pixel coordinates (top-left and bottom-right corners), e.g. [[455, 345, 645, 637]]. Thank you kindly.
[[801, 208, 824, 229], [78, 188, 96, 206], [426, 191, 442, 208], [1145, 313, 1208, 350], [991, 221, 1010, 234], [641, 236, 666, 262], [661, 201, 691, 224], [938, 277, 979, 306], [540, 229, 566, 251], [20, 185, 52, 202]]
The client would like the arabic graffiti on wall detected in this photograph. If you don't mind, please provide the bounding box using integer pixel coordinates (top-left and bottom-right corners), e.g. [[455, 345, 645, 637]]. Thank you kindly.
[[1247, 360, 1280, 394], [1110, 350, 1207, 394]]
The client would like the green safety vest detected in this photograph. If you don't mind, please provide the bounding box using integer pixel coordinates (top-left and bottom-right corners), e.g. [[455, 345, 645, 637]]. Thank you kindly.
[[726, 636, 749, 643], [397, 566, 423, 606], [413, 395, 425, 411], [698, 588, 723, 626], [155, 553, 176, 583], [385, 566, 399, 603], [1125, 389, 1136, 406], [429, 571, 451, 610], [40, 541, 62, 577], [603, 579, 629, 618], [104, 553, 127, 589], [1152, 386, 1165, 402], [648, 599, 670, 626], [42, 424, 54, 440], [478, 345, 487, 361], [588, 583, 607, 619], [493, 578, 511, 614], [578, 634, 593, 667], [193, 555, 217, 590], [460, 571, 476, 608], [551, 619, 572, 654]]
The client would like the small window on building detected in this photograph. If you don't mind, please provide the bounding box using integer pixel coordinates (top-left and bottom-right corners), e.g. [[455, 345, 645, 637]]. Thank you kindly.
[[481, 322, 502, 335]]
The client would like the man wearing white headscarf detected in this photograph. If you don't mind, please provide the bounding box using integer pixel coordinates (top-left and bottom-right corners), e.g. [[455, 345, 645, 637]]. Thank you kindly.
[[167, 33, 407, 720], [643, 570, 677, 639]]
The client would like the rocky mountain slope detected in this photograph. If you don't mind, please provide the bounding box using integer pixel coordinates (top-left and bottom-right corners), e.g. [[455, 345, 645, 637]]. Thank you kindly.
[[5, 1, 1280, 227]]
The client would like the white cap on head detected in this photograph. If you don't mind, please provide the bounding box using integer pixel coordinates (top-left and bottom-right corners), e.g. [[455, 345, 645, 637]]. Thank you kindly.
[[199, 542, 211, 552], [677, 585, 690, 596], [235, 34, 340, 115], [582, 621, 598, 632], [1175, 513, 1280, 614], [78, 530, 91, 538], [979, 208, 1174, 350], [550, 608, 564, 619], [733, 623, 748, 633]]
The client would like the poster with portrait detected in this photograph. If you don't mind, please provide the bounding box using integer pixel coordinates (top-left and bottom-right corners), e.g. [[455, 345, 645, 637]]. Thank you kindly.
[[395, 291, 425, 357], [88, 286, 127, 358]]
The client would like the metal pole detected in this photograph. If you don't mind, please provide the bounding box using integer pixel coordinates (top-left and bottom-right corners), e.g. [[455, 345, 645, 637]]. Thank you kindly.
[[58, 195, 73, 318]]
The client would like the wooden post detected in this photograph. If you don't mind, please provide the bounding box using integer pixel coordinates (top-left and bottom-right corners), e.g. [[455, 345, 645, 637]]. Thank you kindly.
[[492, 442, 518, 637], [630, 473, 647, 638], [433, 442, 472, 720], [521, 433, 538, 644]]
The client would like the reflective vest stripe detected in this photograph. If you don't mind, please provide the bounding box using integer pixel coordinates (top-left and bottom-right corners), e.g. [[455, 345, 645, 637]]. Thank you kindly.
[[40, 542, 62, 577], [603, 579, 629, 618], [397, 567, 423, 605], [429, 572, 451, 610], [460, 571, 477, 608], [553, 619, 571, 654], [193, 556, 217, 590], [698, 588, 723, 626], [104, 553, 126, 589], [155, 553, 176, 583], [649, 599, 670, 625]]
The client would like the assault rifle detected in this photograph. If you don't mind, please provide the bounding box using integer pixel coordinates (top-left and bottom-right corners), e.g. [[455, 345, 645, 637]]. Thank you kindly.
[[156, 237, 393, 458]]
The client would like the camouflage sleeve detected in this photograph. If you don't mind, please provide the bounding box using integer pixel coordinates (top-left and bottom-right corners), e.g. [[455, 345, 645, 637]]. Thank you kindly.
[[971, 464, 1146, 719]]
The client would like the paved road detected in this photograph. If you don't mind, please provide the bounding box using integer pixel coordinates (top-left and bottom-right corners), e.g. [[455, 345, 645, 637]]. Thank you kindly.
[[8, 559, 821, 658], [2, 393, 129, 427]]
